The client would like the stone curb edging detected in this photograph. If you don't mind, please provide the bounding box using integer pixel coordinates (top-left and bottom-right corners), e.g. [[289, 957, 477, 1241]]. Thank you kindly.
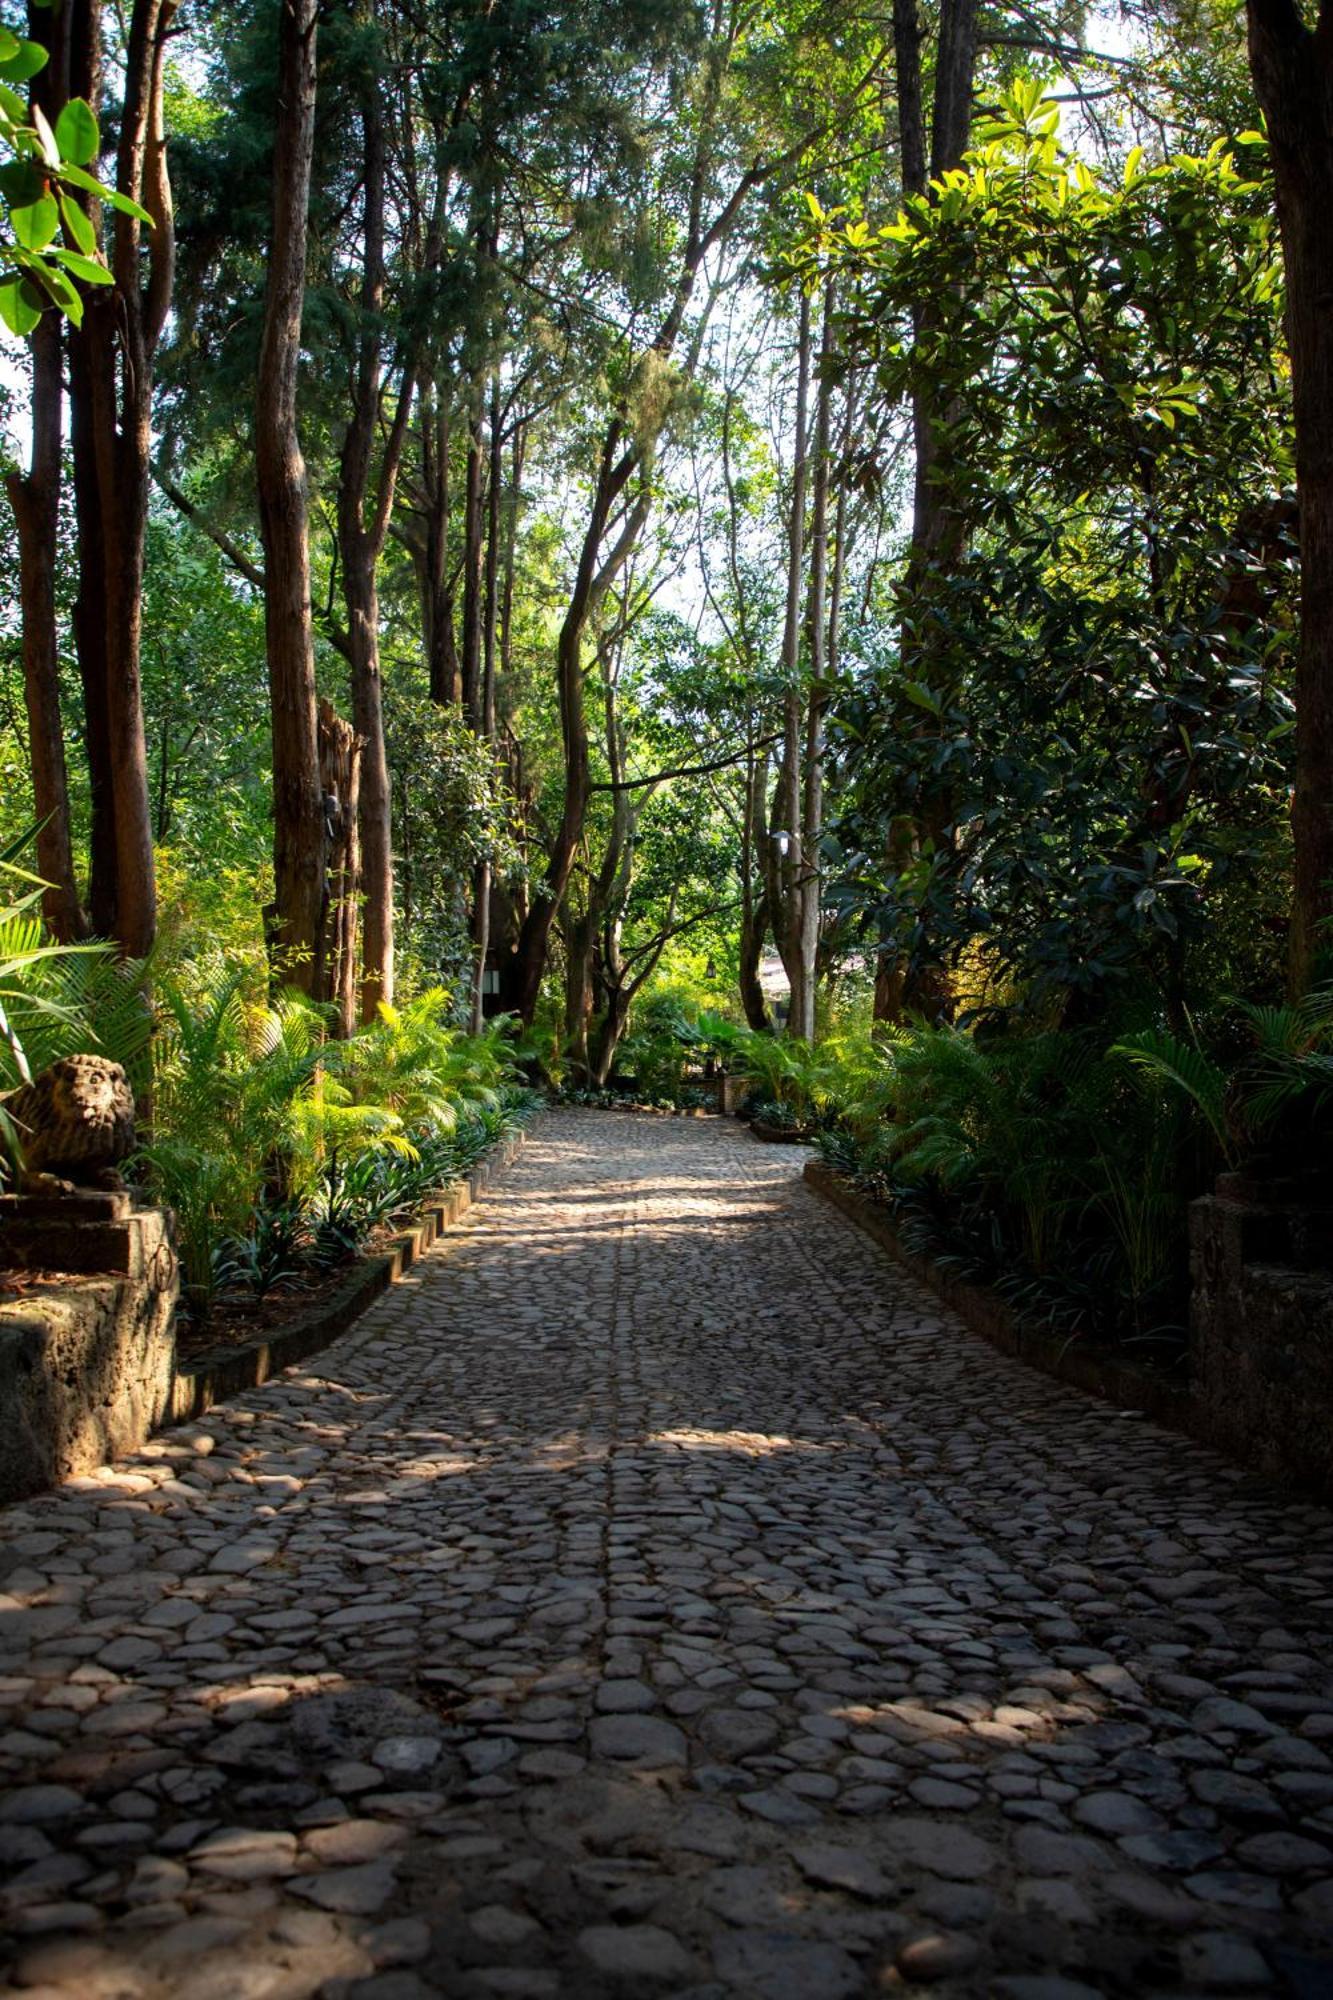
[[749, 1118, 815, 1144], [802, 1156, 1194, 1435], [168, 1122, 535, 1424]]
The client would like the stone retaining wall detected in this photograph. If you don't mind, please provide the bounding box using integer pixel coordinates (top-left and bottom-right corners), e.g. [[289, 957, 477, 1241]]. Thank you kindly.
[[0, 1205, 178, 1503], [0, 1122, 533, 1501], [1190, 1187, 1333, 1499]]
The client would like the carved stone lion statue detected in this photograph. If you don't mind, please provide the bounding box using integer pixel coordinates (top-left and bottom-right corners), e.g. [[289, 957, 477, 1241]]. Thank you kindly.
[[2, 1054, 137, 1195]]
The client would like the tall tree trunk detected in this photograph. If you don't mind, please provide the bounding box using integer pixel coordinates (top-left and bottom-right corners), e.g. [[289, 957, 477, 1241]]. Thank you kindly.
[[419, 384, 461, 706], [471, 375, 503, 1032], [775, 293, 812, 1035], [563, 901, 597, 1080], [6, 5, 84, 941], [590, 981, 632, 1087], [66, 2, 114, 940], [460, 369, 486, 733], [1247, 0, 1333, 993], [794, 284, 834, 1043], [318, 701, 362, 1038], [875, 0, 978, 1023], [739, 742, 772, 1032], [66, 0, 174, 960], [502, 454, 648, 1023], [343, 546, 394, 1021], [337, 25, 416, 1023], [68, 319, 116, 936], [256, 0, 325, 996], [570, 644, 637, 1079], [8, 316, 84, 942]]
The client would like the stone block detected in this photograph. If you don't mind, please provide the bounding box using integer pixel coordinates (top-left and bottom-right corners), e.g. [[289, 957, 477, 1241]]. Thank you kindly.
[[1190, 1189, 1333, 1498], [0, 1195, 174, 1278], [719, 1075, 754, 1116], [0, 1262, 177, 1502]]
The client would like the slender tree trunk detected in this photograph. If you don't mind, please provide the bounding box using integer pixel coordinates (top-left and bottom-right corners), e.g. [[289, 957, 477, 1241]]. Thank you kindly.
[[8, 319, 86, 941], [776, 293, 812, 1035], [337, 32, 415, 1023], [420, 384, 461, 706], [318, 701, 362, 1038], [66, 0, 173, 960], [574, 647, 639, 1078], [739, 743, 773, 1032], [563, 902, 597, 1080], [591, 982, 632, 1087], [343, 547, 394, 1020], [66, 1, 114, 937], [461, 369, 486, 733], [502, 456, 647, 1023], [471, 375, 503, 1032], [68, 320, 116, 936], [1247, 0, 1333, 992], [6, 4, 83, 941], [875, 0, 977, 1023], [257, 0, 325, 996], [795, 284, 834, 1042]]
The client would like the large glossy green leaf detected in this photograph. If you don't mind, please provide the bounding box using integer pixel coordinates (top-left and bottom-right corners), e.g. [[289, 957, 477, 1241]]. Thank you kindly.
[[51, 246, 112, 285], [56, 161, 152, 225], [57, 187, 96, 254], [0, 274, 40, 336], [0, 41, 49, 86], [10, 190, 58, 252], [54, 97, 98, 167]]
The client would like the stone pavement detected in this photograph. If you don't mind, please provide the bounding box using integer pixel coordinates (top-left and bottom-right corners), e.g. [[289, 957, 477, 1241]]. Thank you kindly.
[[2, 1110, 1333, 2000]]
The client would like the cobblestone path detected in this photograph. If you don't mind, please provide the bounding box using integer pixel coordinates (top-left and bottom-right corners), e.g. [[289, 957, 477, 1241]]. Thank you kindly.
[[3, 1111, 1333, 2000]]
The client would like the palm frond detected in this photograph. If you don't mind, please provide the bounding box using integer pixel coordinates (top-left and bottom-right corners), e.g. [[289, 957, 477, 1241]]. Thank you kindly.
[[1108, 1027, 1232, 1162]]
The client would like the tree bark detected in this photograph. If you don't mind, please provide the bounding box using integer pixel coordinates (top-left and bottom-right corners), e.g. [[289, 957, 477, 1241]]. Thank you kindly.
[[66, 0, 113, 936], [1246, 0, 1333, 992], [794, 284, 834, 1042], [318, 701, 363, 1038], [68, 313, 116, 936], [739, 742, 773, 1032], [257, 0, 325, 996], [470, 375, 504, 1033], [461, 370, 486, 733], [66, 0, 174, 959], [501, 457, 648, 1022], [418, 384, 461, 706], [775, 292, 812, 1035], [8, 320, 85, 943], [337, 22, 416, 1022], [5, 5, 84, 941], [875, 0, 978, 1023]]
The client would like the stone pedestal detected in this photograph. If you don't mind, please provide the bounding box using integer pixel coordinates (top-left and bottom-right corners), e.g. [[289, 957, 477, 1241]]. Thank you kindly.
[[0, 1195, 178, 1502], [1190, 1177, 1333, 1498], [718, 1074, 753, 1116]]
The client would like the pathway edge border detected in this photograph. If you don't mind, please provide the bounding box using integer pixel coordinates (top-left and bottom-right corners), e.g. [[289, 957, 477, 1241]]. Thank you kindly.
[[802, 1156, 1196, 1435], [167, 1119, 538, 1425]]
